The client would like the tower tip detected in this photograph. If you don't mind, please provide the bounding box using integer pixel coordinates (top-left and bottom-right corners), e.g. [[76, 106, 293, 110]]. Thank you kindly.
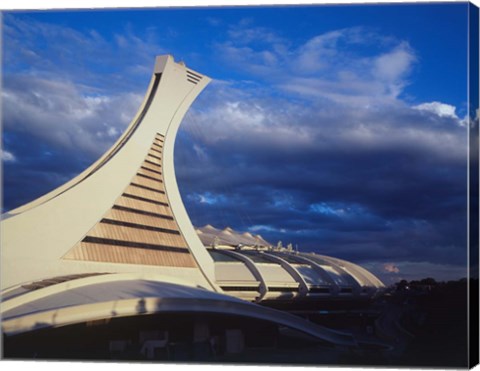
[[154, 54, 173, 74]]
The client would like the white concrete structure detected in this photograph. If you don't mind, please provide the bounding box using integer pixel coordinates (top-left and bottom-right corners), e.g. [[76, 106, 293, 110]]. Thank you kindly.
[[1, 55, 217, 292], [198, 225, 384, 303], [1, 273, 355, 347], [1, 56, 384, 353]]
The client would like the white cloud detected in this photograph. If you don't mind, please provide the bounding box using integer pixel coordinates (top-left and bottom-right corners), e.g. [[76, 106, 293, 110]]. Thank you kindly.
[[107, 127, 119, 137], [3, 14, 166, 92], [295, 30, 344, 73], [192, 144, 208, 161], [217, 25, 417, 106], [188, 192, 226, 205], [185, 92, 312, 149], [372, 42, 416, 98], [2, 14, 172, 166], [227, 24, 285, 47], [2, 75, 143, 157], [184, 80, 467, 163], [363, 261, 467, 284], [374, 42, 415, 82], [383, 263, 400, 273], [1, 150, 16, 163], [414, 101, 459, 119], [249, 225, 286, 234]]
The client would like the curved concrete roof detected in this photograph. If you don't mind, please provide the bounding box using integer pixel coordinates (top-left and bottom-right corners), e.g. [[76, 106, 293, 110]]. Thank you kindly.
[[1, 274, 356, 347], [195, 225, 384, 301], [209, 247, 384, 302]]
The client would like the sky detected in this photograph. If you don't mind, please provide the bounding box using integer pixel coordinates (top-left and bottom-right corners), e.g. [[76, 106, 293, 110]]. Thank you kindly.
[[1, 1, 475, 284]]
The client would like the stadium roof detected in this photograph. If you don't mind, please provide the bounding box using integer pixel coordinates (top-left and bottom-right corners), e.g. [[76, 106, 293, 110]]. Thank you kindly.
[[2, 273, 356, 346]]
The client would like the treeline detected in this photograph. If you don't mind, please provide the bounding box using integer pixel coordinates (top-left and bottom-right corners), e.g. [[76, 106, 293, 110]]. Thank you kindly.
[[394, 277, 477, 293]]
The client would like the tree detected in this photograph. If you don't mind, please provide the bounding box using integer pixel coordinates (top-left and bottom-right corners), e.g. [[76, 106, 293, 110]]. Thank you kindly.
[[420, 277, 437, 286]]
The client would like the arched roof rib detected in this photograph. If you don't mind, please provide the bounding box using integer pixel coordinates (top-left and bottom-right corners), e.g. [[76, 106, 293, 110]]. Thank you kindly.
[[269, 252, 384, 295], [197, 225, 384, 300], [216, 250, 306, 301], [311, 254, 384, 289], [298, 254, 362, 294], [216, 250, 268, 301], [207, 248, 384, 301], [269, 252, 340, 293], [260, 253, 310, 296], [338, 258, 384, 288]]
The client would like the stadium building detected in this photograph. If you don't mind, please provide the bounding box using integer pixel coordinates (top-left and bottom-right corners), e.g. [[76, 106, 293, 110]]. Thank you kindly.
[[1, 56, 386, 362]]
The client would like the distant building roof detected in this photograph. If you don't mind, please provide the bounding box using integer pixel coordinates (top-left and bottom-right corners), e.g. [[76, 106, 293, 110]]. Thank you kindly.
[[195, 225, 272, 247]]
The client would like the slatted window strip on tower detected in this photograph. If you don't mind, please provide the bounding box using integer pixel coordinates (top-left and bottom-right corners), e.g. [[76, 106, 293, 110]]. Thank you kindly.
[[186, 69, 203, 85], [63, 134, 197, 268]]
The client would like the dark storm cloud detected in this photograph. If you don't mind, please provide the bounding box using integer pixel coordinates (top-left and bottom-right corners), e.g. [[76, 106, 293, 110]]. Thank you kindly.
[[176, 82, 468, 269], [2, 131, 92, 212]]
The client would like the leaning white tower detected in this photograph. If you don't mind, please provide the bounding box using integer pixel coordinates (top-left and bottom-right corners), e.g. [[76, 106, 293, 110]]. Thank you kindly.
[[1, 55, 218, 292]]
